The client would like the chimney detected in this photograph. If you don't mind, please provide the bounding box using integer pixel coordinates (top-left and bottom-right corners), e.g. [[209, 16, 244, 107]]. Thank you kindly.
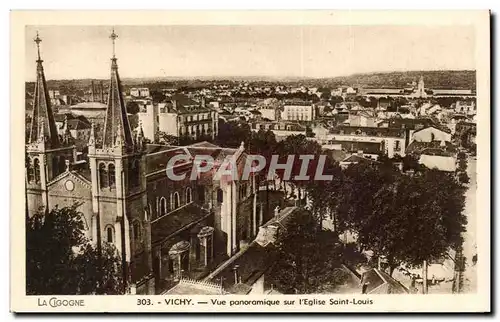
[[357, 150, 364, 157], [91, 80, 95, 102], [201, 96, 206, 108]]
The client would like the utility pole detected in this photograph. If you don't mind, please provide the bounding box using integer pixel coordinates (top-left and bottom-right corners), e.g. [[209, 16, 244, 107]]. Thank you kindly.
[[422, 260, 428, 294]]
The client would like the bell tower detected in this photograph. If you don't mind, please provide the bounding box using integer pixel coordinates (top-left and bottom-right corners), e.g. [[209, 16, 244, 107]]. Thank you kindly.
[[25, 32, 76, 216], [87, 29, 153, 294]]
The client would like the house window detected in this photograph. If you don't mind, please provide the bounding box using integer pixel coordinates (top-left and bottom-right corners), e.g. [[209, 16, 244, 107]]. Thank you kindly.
[[197, 185, 205, 203], [160, 197, 167, 216], [186, 187, 192, 204], [174, 192, 180, 209], [394, 140, 401, 152], [108, 164, 116, 188], [99, 163, 108, 188], [216, 188, 223, 203], [106, 226, 114, 243]]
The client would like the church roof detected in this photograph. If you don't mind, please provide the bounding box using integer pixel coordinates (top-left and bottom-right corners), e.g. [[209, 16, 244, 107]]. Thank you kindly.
[[28, 33, 60, 148], [151, 203, 210, 245], [101, 30, 134, 149]]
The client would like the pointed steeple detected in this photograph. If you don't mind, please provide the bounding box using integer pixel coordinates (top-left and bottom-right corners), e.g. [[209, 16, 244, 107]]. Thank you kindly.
[[28, 32, 60, 148], [102, 28, 134, 149]]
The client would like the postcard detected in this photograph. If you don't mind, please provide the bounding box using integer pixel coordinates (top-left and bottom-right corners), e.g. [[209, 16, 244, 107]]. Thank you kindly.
[[10, 10, 490, 313]]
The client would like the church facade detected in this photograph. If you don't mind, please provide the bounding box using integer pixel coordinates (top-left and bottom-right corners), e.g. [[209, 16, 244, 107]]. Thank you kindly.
[[25, 31, 258, 295]]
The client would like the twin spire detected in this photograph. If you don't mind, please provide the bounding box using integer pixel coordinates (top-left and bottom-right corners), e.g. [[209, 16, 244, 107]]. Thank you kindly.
[[28, 29, 137, 151], [28, 32, 60, 148], [101, 28, 135, 149]]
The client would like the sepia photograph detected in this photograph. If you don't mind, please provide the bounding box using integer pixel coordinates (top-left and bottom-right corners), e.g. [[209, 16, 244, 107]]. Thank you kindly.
[[11, 10, 490, 313]]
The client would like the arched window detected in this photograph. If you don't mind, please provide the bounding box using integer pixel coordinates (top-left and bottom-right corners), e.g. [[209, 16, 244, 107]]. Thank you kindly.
[[133, 221, 141, 240], [134, 160, 140, 186], [216, 188, 223, 203], [58, 156, 66, 174], [174, 192, 180, 209], [160, 197, 167, 217], [106, 226, 114, 243], [108, 164, 116, 188], [197, 185, 205, 203], [26, 159, 34, 183], [129, 160, 140, 188], [99, 163, 108, 188], [33, 158, 40, 183], [186, 187, 192, 204], [52, 156, 59, 176]]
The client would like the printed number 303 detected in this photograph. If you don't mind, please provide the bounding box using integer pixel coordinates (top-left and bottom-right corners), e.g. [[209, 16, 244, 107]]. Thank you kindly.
[[137, 299, 152, 305]]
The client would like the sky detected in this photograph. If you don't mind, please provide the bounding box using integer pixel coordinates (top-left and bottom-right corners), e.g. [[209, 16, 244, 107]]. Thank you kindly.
[[25, 25, 475, 81]]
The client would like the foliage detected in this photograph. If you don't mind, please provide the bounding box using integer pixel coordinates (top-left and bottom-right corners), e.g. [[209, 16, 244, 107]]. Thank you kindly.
[[215, 120, 252, 148], [269, 209, 348, 294], [335, 165, 467, 275], [150, 90, 166, 103], [126, 101, 140, 115], [155, 131, 179, 145], [26, 204, 124, 295]]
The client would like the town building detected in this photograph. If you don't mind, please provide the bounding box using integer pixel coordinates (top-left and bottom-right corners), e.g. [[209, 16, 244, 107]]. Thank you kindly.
[[325, 126, 406, 158], [130, 87, 151, 98], [281, 100, 315, 121]]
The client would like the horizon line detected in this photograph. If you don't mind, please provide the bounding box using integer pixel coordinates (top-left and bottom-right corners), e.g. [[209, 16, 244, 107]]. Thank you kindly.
[[25, 69, 477, 83]]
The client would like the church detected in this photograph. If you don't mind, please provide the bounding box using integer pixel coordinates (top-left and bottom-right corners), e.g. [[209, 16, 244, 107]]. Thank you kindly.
[[25, 30, 262, 295]]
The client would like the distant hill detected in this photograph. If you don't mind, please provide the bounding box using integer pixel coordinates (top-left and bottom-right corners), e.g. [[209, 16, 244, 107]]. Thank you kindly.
[[307, 70, 476, 90], [26, 70, 476, 95]]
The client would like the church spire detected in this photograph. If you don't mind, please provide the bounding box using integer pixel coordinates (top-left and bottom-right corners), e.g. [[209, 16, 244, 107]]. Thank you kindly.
[[28, 32, 60, 148], [102, 28, 134, 149]]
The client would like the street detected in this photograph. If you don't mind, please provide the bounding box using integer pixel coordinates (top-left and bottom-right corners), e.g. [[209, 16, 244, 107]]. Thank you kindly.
[[461, 156, 477, 293]]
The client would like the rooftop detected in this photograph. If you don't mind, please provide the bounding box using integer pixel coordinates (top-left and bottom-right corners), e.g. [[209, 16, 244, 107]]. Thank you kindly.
[[151, 203, 211, 245]]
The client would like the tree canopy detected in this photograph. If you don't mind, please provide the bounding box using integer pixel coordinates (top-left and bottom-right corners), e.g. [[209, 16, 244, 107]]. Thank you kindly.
[[332, 164, 467, 274], [269, 209, 348, 294], [26, 204, 124, 295]]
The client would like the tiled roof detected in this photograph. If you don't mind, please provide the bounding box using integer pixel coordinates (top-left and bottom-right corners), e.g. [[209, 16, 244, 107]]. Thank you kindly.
[[406, 140, 457, 155], [151, 203, 211, 245], [146, 146, 192, 175], [330, 126, 405, 138], [341, 154, 381, 164], [207, 241, 278, 292], [361, 268, 409, 294]]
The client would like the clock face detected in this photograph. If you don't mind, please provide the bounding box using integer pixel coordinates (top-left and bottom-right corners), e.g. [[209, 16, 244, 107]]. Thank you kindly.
[[65, 180, 75, 191]]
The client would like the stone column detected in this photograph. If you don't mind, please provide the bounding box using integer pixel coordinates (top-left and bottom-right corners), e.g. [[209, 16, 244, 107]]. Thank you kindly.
[[168, 241, 190, 281], [197, 226, 215, 267]]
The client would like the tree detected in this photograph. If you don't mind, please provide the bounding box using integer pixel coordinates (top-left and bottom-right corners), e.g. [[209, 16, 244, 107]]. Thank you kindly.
[[126, 101, 140, 115], [305, 126, 315, 138], [215, 121, 252, 148], [156, 131, 179, 145], [26, 204, 124, 295], [269, 209, 348, 294], [150, 90, 166, 103], [336, 164, 467, 276]]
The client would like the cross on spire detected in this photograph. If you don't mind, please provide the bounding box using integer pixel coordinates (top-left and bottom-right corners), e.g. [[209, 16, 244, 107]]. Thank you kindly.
[[34, 31, 42, 62], [110, 28, 118, 59]]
